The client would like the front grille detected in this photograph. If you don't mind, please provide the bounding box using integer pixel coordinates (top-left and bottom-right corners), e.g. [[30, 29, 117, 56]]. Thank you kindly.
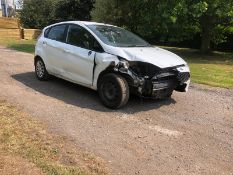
[[155, 72, 176, 81], [152, 69, 177, 82], [177, 72, 190, 83]]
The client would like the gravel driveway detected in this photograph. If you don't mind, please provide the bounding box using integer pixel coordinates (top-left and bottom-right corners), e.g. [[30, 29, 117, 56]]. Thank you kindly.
[[0, 46, 233, 175]]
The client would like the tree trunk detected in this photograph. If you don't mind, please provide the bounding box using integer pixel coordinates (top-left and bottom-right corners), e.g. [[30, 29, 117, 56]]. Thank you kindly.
[[201, 28, 211, 54], [200, 15, 215, 54]]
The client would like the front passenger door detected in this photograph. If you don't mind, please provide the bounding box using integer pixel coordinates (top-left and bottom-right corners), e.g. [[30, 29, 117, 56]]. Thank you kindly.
[[63, 25, 102, 86]]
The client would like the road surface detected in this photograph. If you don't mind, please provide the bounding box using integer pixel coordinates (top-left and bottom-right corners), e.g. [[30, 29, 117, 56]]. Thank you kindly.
[[0, 46, 233, 175]]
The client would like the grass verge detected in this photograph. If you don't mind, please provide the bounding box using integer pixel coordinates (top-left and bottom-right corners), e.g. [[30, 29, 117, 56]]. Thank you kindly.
[[0, 99, 108, 175], [0, 39, 36, 53], [162, 46, 233, 89]]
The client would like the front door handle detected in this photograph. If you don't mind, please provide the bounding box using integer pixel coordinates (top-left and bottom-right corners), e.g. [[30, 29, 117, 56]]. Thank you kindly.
[[42, 41, 47, 45], [88, 51, 92, 56]]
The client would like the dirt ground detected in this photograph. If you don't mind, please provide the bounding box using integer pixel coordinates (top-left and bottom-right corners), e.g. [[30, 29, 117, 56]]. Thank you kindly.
[[0, 46, 233, 175]]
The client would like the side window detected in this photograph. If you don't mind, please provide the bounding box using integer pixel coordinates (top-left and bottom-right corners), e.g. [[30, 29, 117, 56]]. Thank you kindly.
[[67, 25, 104, 52], [44, 28, 50, 38], [47, 25, 67, 42]]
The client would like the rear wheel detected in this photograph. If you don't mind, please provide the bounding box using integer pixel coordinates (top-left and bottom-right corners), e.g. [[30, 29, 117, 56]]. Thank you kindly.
[[98, 73, 129, 109], [35, 58, 49, 81]]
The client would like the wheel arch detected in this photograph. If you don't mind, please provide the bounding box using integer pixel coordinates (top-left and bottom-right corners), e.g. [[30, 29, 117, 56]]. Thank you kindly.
[[34, 55, 49, 71], [34, 55, 43, 66], [97, 68, 134, 90]]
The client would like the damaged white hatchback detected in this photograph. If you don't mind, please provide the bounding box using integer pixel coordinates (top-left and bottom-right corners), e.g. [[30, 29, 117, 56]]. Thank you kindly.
[[35, 21, 190, 109]]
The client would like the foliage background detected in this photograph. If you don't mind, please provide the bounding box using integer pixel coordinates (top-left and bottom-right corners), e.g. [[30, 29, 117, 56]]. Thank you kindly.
[[19, 0, 233, 52]]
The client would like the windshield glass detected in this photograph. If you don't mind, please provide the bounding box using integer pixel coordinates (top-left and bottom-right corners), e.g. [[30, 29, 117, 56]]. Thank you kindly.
[[86, 25, 150, 47]]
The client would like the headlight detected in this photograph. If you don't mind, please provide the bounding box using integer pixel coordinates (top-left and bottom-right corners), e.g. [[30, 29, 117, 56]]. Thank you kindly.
[[118, 60, 129, 69], [177, 64, 190, 73]]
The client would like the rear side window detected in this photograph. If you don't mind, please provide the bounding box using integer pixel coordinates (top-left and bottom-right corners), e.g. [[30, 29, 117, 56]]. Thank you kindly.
[[47, 25, 67, 42]]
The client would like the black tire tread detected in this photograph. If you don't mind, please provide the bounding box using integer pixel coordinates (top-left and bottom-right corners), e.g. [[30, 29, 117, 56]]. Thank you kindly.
[[98, 73, 129, 109]]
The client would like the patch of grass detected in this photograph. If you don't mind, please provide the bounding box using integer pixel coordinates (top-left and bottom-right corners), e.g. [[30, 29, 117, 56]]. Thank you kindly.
[[0, 100, 108, 175], [161, 46, 233, 89], [0, 39, 36, 53]]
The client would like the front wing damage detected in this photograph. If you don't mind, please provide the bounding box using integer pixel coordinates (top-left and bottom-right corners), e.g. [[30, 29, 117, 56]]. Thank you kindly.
[[118, 63, 190, 98], [94, 53, 190, 99]]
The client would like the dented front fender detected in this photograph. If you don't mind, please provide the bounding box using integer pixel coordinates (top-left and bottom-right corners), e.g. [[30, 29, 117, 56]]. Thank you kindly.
[[92, 53, 119, 90]]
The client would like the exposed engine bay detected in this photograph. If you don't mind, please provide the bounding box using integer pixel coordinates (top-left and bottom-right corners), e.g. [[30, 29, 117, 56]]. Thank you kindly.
[[114, 60, 190, 99]]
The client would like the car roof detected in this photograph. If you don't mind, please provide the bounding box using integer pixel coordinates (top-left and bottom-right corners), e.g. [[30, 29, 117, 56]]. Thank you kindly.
[[48, 21, 115, 28]]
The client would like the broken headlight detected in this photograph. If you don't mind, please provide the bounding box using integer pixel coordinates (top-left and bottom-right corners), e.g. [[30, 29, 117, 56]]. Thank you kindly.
[[176, 64, 190, 73], [128, 61, 161, 78], [118, 60, 129, 69]]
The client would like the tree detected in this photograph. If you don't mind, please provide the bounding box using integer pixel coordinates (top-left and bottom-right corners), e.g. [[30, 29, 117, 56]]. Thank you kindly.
[[19, 0, 95, 29], [172, 0, 233, 53], [54, 0, 95, 21], [19, 0, 56, 29], [91, 0, 233, 53], [196, 0, 233, 53], [91, 0, 148, 31]]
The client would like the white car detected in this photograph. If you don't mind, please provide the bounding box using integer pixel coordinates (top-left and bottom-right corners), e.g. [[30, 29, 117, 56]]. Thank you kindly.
[[35, 21, 190, 109]]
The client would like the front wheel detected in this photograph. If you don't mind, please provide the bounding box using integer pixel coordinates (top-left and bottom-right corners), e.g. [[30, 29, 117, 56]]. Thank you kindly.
[[98, 73, 129, 109]]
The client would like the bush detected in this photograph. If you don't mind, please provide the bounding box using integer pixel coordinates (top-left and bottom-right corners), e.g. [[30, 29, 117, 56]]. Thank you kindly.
[[19, 0, 95, 29], [19, 0, 55, 29]]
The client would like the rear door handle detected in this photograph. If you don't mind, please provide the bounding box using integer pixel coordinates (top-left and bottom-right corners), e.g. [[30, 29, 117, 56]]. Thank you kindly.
[[42, 41, 47, 45]]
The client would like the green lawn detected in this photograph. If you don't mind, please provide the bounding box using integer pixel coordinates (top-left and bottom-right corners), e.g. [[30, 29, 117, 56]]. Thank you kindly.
[[0, 39, 36, 53], [162, 46, 233, 89], [0, 39, 232, 89]]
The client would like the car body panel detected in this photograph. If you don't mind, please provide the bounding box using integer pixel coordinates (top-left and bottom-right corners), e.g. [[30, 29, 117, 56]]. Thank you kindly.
[[43, 38, 67, 75], [61, 43, 95, 86], [102, 46, 187, 68], [92, 53, 119, 90]]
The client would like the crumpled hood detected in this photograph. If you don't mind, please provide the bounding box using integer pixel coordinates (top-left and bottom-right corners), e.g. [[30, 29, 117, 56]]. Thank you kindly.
[[104, 46, 187, 68]]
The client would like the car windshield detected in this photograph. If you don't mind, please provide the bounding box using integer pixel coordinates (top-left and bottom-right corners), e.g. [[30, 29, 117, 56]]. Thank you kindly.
[[86, 25, 151, 47]]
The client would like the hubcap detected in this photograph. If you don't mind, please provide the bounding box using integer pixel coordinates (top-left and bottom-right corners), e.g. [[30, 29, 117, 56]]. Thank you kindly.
[[36, 60, 45, 78], [103, 82, 119, 101]]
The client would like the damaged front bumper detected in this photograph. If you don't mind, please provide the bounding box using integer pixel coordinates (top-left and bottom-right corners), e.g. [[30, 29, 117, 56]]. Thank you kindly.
[[118, 63, 190, 99]]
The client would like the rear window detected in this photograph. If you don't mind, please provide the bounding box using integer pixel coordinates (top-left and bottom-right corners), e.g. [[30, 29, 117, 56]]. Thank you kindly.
[[47, 25, 67, 42]]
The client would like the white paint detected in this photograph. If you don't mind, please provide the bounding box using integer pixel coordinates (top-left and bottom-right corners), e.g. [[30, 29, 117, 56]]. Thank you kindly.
[[148, 125, 183, 137], [104, 46, 187, 69]]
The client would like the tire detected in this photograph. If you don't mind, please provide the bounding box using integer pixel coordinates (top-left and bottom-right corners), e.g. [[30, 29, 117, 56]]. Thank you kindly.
[[166, 91, 173, 98], [98, 73, 129, 109], [35, 58, 49, 81]]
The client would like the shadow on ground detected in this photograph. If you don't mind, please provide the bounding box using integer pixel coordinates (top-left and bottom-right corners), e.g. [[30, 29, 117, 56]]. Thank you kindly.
[[12, 72, 176, 114]]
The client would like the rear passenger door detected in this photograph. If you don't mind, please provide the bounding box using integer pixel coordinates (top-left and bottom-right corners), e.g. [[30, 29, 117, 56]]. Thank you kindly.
[[43, 24, 67, 75], [62, 24, 103, 86]]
